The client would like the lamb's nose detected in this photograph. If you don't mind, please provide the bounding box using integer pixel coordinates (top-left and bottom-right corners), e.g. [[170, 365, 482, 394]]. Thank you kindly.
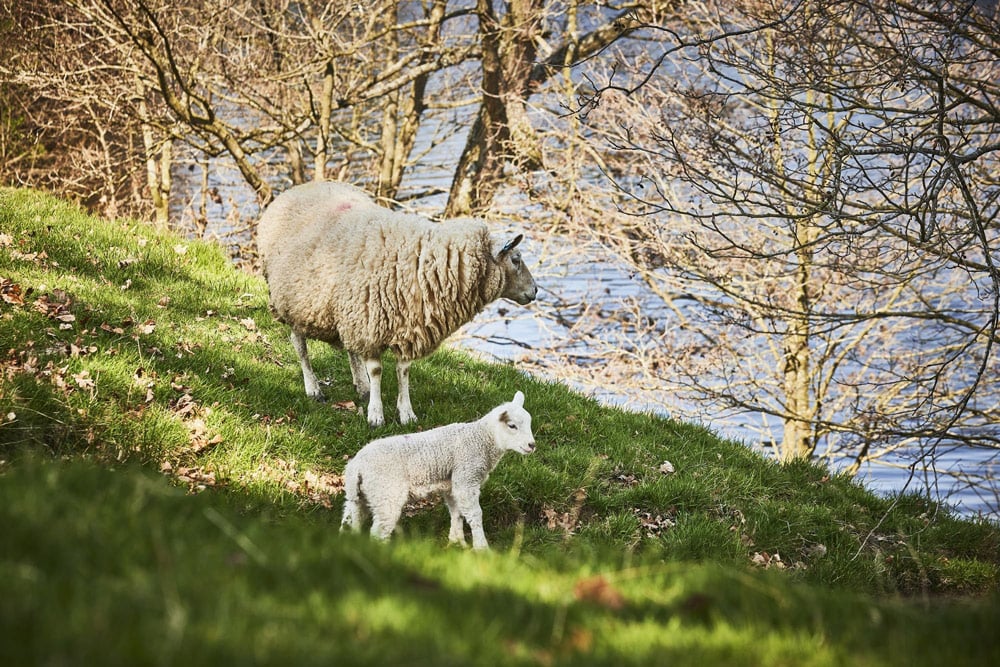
[[526, 442, 536, 452]]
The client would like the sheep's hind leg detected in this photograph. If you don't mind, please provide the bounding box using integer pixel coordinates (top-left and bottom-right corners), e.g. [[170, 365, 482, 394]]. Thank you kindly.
[[363, 358, 385, 428], [291, 330, 324, 400], [348, 352, 370, 400], [443, 491, 467, 546], [395, 359, 417, 424]]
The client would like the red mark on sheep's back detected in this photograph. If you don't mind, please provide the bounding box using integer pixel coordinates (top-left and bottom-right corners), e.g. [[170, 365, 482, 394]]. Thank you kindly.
[[335, 203, 353, 213]]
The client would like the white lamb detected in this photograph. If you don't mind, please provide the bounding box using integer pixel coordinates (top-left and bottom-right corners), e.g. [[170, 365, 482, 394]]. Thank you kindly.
[[257, 181, 538, 427], [340, 391, 536, 550]]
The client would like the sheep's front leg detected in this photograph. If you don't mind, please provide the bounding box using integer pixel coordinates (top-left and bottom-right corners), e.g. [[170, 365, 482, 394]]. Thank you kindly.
[[395, 359, 417, 424], [364, 358, 385, 428], [291, 330, 323, 400], [454, 485, 489, 550], [348, 352, 370, 399], [443, 491, 467, 546]]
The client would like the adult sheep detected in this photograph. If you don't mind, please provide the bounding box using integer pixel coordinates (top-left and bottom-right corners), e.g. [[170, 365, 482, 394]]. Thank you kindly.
[[257, 181, 538, 427]]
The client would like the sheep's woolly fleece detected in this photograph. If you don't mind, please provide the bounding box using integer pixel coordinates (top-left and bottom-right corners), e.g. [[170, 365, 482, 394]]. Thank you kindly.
[[258, 181, 513, 361]]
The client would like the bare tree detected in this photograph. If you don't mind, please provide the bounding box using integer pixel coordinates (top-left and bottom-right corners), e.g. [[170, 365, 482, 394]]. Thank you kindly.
[[545, 0, 999, 476], [444, 0, 666, 216], [0, 0, 156, 219], [5, 1, 675, 227]]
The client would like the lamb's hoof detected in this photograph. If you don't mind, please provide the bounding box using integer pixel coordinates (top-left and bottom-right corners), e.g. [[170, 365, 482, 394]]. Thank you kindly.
[[308, 393, 327, 403]]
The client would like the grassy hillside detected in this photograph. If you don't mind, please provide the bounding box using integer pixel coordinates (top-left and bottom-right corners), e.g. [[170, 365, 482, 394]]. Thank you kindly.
[[2, 187, 999, 665]]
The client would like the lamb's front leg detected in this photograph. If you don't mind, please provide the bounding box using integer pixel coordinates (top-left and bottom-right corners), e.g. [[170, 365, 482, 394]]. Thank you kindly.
[[363, 358, 385, 428], [291, 330, 323, 400], [453, 485, 488, 550], [443, 491, 467, 546]]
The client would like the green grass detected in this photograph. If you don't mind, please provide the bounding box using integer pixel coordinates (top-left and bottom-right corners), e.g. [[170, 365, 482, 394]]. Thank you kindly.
[[2, 187, 999, 665]]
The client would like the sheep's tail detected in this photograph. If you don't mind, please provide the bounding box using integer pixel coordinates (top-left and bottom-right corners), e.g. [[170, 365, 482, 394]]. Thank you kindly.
[[340, 461, 363, 532]]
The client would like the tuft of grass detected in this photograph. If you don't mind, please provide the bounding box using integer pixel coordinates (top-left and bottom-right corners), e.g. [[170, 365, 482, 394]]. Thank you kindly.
[[2, 187, 1000, 664]]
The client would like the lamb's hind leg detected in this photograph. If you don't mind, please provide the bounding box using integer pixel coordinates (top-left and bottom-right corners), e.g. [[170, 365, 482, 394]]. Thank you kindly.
[[369, 487, 407, 541], [291, 330, 323, 400], [340, 496, 368, 532]]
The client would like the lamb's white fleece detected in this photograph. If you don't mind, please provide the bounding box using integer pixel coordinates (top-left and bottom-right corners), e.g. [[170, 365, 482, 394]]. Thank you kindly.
[[341, 391, 536, 550]]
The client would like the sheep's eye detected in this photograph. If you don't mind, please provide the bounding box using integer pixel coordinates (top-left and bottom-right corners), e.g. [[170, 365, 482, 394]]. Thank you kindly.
[[507, 422, 518, 430]]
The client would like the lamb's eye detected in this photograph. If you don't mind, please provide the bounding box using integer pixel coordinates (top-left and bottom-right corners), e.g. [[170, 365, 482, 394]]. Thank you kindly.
[[507, 422, 518, 430]]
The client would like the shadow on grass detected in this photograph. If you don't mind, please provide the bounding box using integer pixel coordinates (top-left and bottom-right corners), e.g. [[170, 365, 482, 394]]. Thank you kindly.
[[3, 460, 999, 667]]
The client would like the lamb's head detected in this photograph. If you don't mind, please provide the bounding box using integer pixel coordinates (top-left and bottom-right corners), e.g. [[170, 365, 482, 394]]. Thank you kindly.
[[492, 390, 536, 455], [495, 234, 538, 305]]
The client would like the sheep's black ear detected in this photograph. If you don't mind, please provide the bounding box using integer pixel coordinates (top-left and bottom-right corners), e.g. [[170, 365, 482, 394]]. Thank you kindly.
[[498, 234, 524, 257]]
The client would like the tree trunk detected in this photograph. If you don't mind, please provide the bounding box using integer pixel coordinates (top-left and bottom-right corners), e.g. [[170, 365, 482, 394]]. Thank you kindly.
[[137, 76, 171, 230], [446, 1, 650, 216]]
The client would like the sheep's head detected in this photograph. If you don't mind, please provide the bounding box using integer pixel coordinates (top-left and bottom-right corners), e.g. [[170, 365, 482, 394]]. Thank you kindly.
[[493, 390, 536, 455], [496, 234, 538, 305]]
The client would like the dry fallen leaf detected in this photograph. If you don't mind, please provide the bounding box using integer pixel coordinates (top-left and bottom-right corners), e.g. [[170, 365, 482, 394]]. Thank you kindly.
[[72, 371, 95, 389], [574, 575, 625, 610], [633, 508, 676, 537], [802, 543, 828, 559], [1, 278, 25, 306], [542, 507, 577, 533], [751, 551, 787, 570]]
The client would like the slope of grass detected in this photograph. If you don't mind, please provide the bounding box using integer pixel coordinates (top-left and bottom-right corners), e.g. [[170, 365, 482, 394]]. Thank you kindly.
[[2, 187, 999, 665]]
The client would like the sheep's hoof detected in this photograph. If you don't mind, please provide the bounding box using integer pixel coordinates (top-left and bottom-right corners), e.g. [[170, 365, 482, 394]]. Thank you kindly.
[[308, 394, 327, 403]]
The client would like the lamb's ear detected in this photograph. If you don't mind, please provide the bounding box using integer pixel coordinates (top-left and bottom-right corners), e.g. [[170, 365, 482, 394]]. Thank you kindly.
[[512, 391, 524, 408], [498, 234, 524, 258]]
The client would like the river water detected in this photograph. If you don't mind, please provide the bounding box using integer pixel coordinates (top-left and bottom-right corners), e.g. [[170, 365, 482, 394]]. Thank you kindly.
[[172, 160, 1000, 522]]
